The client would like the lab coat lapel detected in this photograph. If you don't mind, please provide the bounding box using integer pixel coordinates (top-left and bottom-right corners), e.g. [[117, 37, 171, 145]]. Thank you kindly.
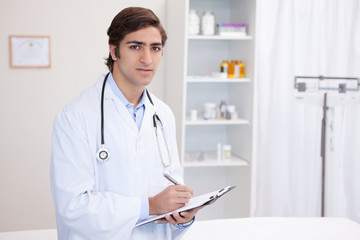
[[102, 81, 138, 132], [140, 90, 155, 133], [140, 90, 156, 134]]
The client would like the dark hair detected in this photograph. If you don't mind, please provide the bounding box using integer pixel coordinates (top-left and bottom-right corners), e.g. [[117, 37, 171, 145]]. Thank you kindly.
[[105, 7, 167, 72]]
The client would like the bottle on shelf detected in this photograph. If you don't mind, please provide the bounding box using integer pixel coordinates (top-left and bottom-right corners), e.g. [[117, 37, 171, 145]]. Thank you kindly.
[[190, 109, 198, 121], [204, 102, 217, 120], [201, 11, 215, 35], [227, 60, 245, 78], [239, 61, 245, 78], [234, 60, 240, 78], [228, 60, 239, 78], [219, 100, 227, 120], [226, 105, 238, 120], [222, 145, 232, 160], [188, 9, 200, 35], [217, 143, 222, 162], [220, 60, 229, 74]]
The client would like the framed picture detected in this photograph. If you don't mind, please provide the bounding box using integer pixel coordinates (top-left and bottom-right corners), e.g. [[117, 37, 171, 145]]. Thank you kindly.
[[9, 35, 51, 68]]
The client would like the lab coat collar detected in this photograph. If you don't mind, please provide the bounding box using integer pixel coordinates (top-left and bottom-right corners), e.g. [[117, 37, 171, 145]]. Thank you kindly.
[[97, 73, 155, 109], [95, 73, 156, 132], [106, 73, 147, 112]]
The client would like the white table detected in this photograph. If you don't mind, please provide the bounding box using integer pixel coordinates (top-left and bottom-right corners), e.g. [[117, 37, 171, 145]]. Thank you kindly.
[[1, 218, 359, 240], [0, 229, 57, 240], [182, 217, 360, 240]]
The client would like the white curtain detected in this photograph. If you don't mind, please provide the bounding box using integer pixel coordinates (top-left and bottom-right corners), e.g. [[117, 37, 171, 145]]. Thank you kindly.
[[252, 0, 360, 222]]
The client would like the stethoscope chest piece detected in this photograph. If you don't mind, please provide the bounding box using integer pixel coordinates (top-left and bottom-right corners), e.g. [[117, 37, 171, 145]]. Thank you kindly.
[[96, 145, 110, 162]]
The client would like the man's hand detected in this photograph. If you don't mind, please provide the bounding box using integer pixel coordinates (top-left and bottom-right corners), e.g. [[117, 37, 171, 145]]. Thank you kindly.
[[149, 185, 194, 215], [155, 206, 204, 225]]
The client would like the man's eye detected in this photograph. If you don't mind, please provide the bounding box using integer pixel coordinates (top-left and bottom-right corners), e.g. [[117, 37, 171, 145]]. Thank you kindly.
[[153, 46, 161, 51], [130, 45, 140, 50]]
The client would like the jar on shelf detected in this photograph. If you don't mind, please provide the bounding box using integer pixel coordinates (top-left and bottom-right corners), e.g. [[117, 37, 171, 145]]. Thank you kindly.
[[188, 9, 200, 35], [204, 102, 216, 120], [222, 145, 232, 160], [226, 105, 238, 120], [201, 11, 215, 35]]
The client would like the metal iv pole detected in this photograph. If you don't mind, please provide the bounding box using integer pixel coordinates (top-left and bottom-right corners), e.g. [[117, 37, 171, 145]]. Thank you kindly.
[[320, 93, 327, 217], [294, 75, 360, 217]]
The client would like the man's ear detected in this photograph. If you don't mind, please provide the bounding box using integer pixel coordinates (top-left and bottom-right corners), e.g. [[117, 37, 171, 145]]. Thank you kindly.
[[109, 45, 117, 61]]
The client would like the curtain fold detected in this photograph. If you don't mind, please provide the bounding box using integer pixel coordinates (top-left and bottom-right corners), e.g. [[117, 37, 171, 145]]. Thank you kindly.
[[252, 0, 360, 222]]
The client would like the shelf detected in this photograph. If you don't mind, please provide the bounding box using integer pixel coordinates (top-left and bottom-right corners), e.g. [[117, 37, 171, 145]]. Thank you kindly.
[[183, 152, 248, 167], [167, 0, 255, 221], [188, 35, 253, 40], [187, 76, 251, 83], [185, 118, 249, 125]]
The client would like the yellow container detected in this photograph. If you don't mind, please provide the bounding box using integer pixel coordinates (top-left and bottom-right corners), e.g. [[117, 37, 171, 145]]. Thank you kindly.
[[228, 60, 238, 78], [220, 60, 229, 74], [239, 61, 245, 78]]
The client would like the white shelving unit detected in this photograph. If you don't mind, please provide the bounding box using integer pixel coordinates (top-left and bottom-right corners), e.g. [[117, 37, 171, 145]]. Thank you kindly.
[[166, 0, 256, 220], [188, 35, 253, 40], [184, 152, 248, 167], [187, 76, 251, 83], [185, 119, 250, 125]]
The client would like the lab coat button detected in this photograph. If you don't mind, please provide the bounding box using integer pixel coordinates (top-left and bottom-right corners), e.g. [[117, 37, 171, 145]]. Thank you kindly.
[[134, 173, 141, 181]]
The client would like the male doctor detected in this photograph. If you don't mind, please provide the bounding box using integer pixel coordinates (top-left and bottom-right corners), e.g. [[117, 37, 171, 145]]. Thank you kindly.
[[51, 7, 203, 240]]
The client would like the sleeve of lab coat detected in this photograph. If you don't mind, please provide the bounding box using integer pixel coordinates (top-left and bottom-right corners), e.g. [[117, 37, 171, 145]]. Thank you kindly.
[[50, 107, 140, 239]]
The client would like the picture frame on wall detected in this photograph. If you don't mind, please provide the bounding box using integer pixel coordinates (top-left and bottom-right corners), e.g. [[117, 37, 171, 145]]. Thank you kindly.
[[9, 35, 51, 68]]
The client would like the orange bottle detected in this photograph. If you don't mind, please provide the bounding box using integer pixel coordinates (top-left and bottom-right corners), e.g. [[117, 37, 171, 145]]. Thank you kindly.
[[228, 60, 238, 78], [220, 60, 229, 74], [239, 61, 245, 78]]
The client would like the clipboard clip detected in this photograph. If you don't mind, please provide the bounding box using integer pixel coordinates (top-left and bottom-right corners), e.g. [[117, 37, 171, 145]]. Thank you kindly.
[[207, 186, 236, 205]]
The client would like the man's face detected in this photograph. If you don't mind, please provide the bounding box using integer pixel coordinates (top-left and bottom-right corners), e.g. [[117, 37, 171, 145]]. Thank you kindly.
[[110, 26, 163, 90]]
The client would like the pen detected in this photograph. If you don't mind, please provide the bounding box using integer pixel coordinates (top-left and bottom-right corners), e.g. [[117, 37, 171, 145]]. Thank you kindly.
[[163, 173, 181, 185]]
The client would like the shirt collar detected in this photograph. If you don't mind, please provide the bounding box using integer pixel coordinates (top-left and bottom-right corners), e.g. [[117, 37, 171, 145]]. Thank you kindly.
[[108, 72, 147, 110]]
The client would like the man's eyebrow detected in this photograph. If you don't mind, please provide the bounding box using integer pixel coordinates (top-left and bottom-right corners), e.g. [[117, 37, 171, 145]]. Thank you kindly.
[[150, 42, 163, 46], [126, 41, 145, 45], [126, 41, 162, 46]]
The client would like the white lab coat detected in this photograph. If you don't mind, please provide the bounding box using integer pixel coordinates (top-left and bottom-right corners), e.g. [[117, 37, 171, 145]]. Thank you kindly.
[[50, 75, 187, 240]]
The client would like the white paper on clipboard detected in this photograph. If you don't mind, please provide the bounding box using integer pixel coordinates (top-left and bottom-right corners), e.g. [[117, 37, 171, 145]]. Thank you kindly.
[[135, 186, 236, 227]]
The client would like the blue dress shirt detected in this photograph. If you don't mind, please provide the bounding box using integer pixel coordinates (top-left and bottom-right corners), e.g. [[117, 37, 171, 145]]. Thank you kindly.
[[108, 73, 149, 221]]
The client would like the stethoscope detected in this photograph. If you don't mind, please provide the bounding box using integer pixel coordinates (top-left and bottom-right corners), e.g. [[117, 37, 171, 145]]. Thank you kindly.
[[96, 73, 172, 169]]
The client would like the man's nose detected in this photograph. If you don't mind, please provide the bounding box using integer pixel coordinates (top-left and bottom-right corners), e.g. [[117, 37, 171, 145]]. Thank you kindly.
[[140, 48, 152, 65]]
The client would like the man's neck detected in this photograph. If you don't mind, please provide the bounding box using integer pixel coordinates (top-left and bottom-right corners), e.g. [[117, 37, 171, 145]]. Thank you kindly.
[[112, 72, 144, 108]]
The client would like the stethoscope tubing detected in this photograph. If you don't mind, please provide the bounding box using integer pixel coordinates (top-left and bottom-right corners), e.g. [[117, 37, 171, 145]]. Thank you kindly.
[[100, 72, 110, 145]]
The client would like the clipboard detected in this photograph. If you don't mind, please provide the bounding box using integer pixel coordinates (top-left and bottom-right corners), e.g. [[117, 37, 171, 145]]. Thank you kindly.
[[135, 185, 236, 227]]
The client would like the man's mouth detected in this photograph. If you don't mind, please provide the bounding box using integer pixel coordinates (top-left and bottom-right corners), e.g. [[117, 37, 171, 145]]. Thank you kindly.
[[137, 68, 152, 72], [137, 68, 153, 73]]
